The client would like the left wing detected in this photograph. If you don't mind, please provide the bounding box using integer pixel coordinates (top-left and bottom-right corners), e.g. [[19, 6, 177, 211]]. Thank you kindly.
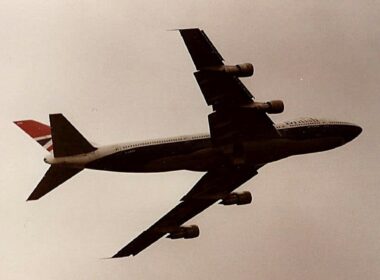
[[179, 28, 253, 109], [112, 166, 258, 258], [179, 28, 280, 144]]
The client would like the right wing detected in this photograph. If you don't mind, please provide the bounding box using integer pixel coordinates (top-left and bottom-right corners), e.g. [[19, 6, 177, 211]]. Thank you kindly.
[[112, 166, 258, 258]]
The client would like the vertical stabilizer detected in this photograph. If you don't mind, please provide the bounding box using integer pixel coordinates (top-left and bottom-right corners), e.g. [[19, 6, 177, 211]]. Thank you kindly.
[[15, 114, 96, 200], [50, 114, 96, 157], [14, 120, 53, 151]]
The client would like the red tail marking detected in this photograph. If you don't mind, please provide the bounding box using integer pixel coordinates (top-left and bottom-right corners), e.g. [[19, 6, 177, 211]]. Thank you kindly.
[[14, 120, 51, 138]]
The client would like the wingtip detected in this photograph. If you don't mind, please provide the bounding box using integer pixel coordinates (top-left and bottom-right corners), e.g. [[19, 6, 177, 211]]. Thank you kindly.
[[26, 192, 40, 201], [111, 254, 126, 259], [26, 195, 37, 202], [111, 251, 134, 259], [167, 27, 201, 32]]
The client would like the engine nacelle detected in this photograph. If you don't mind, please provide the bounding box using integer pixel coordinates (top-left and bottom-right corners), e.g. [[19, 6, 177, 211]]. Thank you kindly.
[[167, 225, 200, 239], [220, 191, 252, 205], [204, 63, 254, 77], [248, 100, 284, 114]]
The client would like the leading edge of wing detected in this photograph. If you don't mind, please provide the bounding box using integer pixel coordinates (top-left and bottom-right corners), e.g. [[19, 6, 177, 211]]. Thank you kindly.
[[112, 229, 164, 258], [112, 199, 216, 258], [179, 28, 224, 70], [112, 166, 258, 258], [178, 28, 255, 108]]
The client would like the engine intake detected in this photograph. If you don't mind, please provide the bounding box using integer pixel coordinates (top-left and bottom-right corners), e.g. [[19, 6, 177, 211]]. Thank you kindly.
[[203, 63, 254, 77], [167, 225, 200, 239], [220, 191, 252, 205]]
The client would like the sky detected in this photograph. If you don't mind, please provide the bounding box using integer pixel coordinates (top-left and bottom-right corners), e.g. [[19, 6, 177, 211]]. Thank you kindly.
[[0, 1, 379, 279]]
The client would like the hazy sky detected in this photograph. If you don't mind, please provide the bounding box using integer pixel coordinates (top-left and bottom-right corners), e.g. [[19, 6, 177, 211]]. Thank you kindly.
[[1, 1, 379, 279]]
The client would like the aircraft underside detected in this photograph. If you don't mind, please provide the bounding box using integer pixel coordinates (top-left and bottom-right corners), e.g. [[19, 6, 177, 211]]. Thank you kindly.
[[85, 135, 345, 173], [13, 28, 362, 258]]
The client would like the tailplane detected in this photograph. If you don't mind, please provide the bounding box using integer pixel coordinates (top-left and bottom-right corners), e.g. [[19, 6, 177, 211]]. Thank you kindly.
[[14, 114, 97, 157], [15, 114, 97, 200], [27, 165, 82, 201]]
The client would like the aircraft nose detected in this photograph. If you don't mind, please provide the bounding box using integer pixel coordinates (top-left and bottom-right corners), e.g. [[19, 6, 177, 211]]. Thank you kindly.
[[344, 124, 362, 143]]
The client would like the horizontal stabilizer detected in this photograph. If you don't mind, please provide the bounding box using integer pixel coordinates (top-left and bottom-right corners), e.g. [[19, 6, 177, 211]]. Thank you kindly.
[[27, 165, 82, 201], [50, 114, 96, 157]]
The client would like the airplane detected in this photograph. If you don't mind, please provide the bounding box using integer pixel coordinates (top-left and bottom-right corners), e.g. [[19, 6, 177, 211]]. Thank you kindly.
[[14, 28, 362, 258]]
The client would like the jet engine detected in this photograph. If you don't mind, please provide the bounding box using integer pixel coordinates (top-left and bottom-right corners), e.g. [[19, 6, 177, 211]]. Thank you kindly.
[[220, 191, 252, 205], [167, 225, 200, 239], [204, 63, 254, 77], [248, 100, 284, 114]]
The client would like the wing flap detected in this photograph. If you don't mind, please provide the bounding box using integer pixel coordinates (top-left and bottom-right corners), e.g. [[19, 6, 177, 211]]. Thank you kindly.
[[194, 71, 253, 107]]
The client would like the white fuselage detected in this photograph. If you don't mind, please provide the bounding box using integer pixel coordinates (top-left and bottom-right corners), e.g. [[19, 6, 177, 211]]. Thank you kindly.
[[44, 118, 362, 172]]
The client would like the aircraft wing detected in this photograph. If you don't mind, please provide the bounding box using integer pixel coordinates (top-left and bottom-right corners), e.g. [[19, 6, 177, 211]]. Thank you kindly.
[[112, 166, 258, 258], [180, 28, 253, 108], [179, 28, 279, 143]]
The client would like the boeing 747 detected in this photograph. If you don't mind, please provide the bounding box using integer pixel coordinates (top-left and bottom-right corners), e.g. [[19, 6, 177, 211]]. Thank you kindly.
[[14, 28, 361, 257]]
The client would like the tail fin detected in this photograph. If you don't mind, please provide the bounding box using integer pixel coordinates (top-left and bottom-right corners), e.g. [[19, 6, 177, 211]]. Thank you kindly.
[[15, 114, 97, 200], [27, 165, 82, 201], [14, 120, 53, 151], [49, 114, 96, 157], [14, 114, 97, 157]]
